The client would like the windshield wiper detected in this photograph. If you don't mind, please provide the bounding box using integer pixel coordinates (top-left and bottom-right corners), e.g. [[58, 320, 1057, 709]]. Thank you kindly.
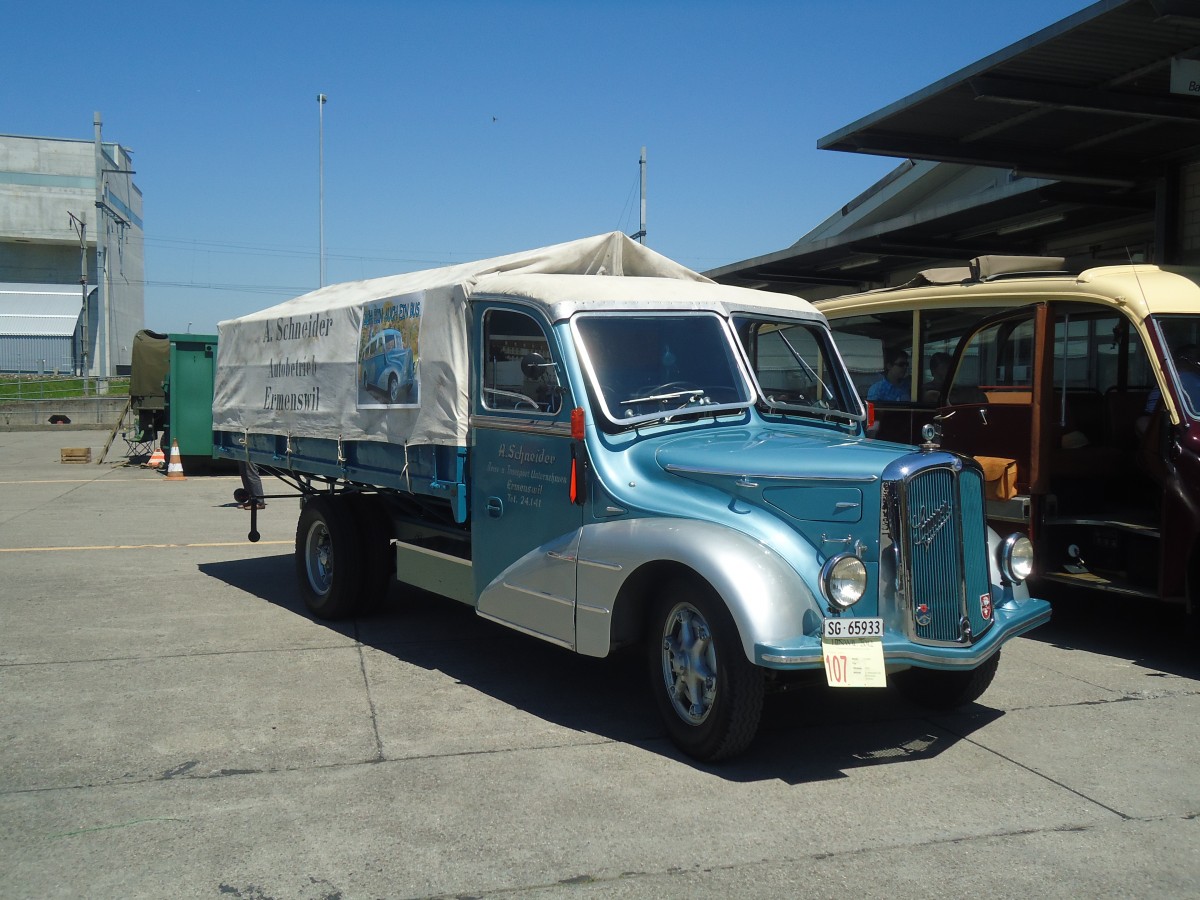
[[765, 402, 860, 428], [775, 331, 834, 403], [620, 405, 747, 432], [621, 389, 706, 406]]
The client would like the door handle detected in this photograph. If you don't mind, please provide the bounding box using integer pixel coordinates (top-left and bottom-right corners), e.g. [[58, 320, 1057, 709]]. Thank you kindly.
[[486, 496, 504, 518]]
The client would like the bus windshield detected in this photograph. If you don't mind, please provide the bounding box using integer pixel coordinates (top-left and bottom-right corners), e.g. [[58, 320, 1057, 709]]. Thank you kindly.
[[1156, 314, 1200, 419]]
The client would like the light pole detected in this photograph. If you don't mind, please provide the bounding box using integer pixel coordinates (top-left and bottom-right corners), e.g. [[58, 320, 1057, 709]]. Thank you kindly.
[[68, 212, 89, 396], [318, 93, 327, 287]]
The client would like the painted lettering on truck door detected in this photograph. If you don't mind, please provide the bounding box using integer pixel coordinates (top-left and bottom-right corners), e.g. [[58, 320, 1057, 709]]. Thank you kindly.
[[471, 305, 582, 648]]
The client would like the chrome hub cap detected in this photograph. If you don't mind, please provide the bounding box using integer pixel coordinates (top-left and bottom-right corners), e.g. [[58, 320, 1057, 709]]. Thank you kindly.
[[304, 520, 334, 595], [660, 601, 717, 725]]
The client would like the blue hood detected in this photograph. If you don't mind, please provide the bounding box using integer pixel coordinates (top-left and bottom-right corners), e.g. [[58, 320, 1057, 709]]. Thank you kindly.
[[653, 427, 912, 483]]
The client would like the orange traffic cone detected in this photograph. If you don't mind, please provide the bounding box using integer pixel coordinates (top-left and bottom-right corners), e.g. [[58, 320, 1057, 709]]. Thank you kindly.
[[144, 445, 166, 469], [164, 439, 186, 480]]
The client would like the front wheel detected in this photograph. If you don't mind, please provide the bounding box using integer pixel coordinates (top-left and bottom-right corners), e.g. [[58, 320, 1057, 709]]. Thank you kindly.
[[647, 579, 764, 762], [892, 650, 1001, 710], [295, 496, 364, 619]]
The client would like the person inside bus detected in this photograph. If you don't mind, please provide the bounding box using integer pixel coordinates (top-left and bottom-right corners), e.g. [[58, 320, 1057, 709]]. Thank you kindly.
[[868, 350, 911, 402], [922, 352, 951, 403]]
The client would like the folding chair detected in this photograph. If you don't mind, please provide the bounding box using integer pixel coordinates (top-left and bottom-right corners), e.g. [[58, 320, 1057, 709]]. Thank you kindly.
[[121, 424, 155, 461]]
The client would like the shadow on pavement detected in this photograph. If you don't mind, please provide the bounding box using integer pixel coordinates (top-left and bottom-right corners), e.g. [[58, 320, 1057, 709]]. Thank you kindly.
[[199, 553, 1003, 783], [1027, 586, 1200, 680]]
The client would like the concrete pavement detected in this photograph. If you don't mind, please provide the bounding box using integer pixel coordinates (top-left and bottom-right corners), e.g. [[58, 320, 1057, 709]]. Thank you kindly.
[[1, 429, 1198, 898]]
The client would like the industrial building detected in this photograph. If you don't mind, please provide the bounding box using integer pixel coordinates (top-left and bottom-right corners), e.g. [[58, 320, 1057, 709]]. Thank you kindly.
[[0, 115, 143, 375], [709, 0, 1200, 297]]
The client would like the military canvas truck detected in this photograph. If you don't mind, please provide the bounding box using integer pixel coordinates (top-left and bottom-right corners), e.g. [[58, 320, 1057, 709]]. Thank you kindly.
[[213, 233, 1049, 761]]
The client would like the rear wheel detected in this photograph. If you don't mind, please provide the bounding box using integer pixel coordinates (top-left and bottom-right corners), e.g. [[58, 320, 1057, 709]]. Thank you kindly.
[[647, 579, 764, 762], [295, 496, 364, 619], [346, 493, 394, 609], [893, 651, 1001, 709]]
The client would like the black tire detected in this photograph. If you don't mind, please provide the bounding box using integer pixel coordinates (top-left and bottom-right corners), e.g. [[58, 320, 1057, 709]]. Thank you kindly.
[[233, 487, 249, 505], [647, 578, 764, 762], [893, 650, 1001, 710], [1185, 552, 1200, 645], [294, 496, 364, 620], [345, 493, 394, 609], [387, 373, 401, 404]]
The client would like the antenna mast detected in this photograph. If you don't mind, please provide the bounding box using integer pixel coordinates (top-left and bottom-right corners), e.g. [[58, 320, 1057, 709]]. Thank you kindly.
[[318, 93, 327, 287], [631, 146, 647, 244]]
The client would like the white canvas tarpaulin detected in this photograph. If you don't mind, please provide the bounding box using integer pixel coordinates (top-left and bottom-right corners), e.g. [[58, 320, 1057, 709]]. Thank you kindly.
[[213, 232, 710, 447]]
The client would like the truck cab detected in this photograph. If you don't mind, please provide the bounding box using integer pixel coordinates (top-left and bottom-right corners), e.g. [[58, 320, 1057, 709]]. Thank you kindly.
[[213, 234, 1049, 761]]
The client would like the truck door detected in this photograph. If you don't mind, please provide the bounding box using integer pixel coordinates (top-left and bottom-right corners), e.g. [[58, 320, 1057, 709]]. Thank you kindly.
[[470, 304, 583, 648]]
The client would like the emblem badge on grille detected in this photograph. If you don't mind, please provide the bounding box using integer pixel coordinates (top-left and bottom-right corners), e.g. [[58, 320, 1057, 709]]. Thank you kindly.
[[915, 602, 932, 627], [980, 593, 993, 620], [911, 501, 952, 548]]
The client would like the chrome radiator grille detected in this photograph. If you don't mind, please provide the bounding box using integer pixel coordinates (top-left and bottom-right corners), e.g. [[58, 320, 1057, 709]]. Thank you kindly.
[[887, 460, 993, 645]]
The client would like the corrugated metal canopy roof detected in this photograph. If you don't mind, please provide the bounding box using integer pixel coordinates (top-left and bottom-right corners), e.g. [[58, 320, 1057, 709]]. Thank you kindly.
[[818, 0, 1200, 182], [709, 0, 1200, 295], [0, 283, 86, 337]]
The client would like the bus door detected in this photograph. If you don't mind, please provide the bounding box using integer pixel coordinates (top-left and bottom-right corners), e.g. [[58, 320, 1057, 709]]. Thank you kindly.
[[935, 305, 1048, 515]]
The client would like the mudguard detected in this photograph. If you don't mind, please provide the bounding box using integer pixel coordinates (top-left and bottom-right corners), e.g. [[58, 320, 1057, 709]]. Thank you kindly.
[[573, 517, 821, 660]]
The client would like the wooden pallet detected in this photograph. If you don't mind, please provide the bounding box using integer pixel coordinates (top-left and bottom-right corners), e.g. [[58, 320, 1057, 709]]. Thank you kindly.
[[60, 447, 92, 464]]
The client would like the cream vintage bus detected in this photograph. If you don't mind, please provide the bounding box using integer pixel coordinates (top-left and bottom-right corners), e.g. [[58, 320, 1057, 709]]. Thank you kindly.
[[817, 256, 1200, 627]]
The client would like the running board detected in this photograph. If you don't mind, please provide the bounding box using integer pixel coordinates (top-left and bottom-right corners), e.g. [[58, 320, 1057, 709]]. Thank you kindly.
[[1038, 570, 1158, 599]]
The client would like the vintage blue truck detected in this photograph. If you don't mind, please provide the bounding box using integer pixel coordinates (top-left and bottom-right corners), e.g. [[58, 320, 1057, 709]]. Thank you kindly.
[[213, 233, 1049, 761]]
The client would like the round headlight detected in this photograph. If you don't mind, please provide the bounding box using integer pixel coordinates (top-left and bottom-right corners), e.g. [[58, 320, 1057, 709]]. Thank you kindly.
[[1000, 533, 1034, 583], [821, 554, 868, 609]]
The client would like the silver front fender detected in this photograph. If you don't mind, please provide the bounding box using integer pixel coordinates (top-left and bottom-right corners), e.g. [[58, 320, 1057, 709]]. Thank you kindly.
[[574, 517, 822, 661]]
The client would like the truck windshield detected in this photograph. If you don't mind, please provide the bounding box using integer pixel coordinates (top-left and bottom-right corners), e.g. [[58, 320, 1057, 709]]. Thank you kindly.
[[733, 316, 862, 420], [573, 313, 753, 426]]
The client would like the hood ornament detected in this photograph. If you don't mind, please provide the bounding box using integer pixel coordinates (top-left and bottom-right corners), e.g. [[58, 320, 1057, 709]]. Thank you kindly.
[[919, 422, 941, 452]]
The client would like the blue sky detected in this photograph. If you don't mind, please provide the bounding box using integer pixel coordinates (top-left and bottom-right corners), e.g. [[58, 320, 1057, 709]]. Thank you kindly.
[[6, 0, 1089, 334]]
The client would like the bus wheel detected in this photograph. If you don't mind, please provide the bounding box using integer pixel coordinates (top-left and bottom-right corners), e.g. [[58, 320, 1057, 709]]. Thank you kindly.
[[1185, 551, 1200, 644], [295, 496, 363, 620], [647, 579, 763, 762]]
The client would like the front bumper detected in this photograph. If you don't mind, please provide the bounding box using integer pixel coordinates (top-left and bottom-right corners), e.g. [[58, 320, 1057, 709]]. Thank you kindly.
[[754, 596, 1051, 671]]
